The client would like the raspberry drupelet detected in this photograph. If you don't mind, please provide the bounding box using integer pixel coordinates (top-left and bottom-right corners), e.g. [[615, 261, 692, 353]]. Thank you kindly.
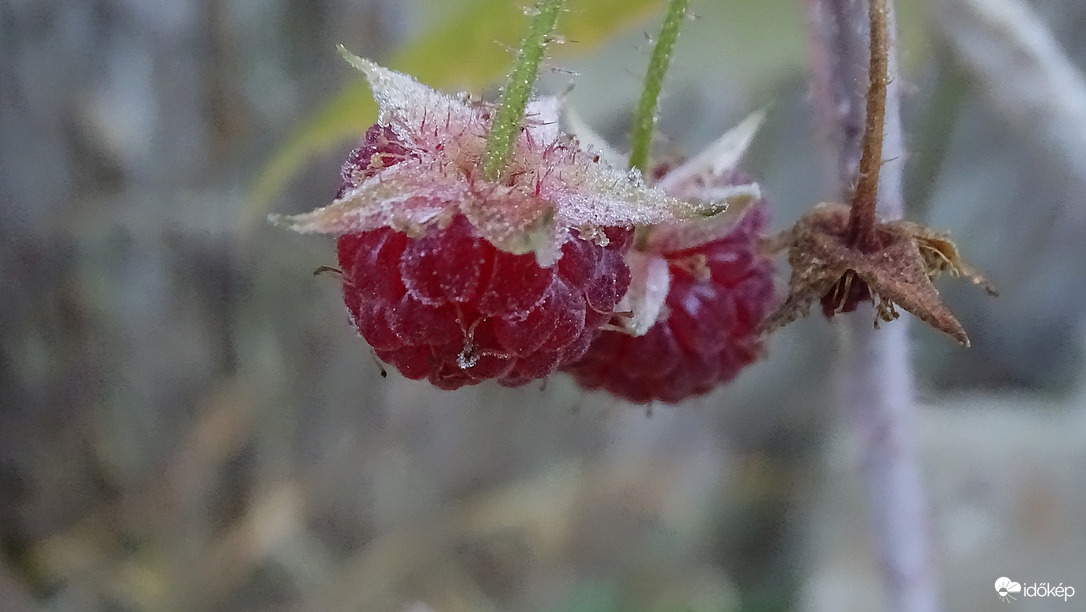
[[563, 172, 776, 404]]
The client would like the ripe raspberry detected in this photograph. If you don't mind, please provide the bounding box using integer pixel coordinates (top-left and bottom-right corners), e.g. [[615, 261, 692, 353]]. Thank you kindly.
[[562, 194, 774, 404], [338, 216, 631, 389], [334, 126, 632, 389]]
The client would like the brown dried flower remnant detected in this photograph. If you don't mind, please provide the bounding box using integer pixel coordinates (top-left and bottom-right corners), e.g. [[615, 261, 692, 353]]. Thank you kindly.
[[759, 0, 995, 346], [761, 203, 995, 346]]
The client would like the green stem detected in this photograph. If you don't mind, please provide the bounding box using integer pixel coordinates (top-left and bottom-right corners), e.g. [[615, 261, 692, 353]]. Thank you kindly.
[[481, 0, 566, 181], [628, 0, 690, 176]]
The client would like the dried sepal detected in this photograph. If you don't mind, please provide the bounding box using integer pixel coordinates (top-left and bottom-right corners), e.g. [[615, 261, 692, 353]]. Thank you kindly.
[[759, 202, 991, 346], [896, 220, 998, 296], [759, 0, 994, 346]]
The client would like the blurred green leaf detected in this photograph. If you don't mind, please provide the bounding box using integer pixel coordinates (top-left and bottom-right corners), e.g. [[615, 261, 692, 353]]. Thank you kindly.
[[247, 0, 668, 230]]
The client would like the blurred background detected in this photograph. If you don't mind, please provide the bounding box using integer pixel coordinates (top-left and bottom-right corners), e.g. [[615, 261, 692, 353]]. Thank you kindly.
[[2, 0, 1086, 610]]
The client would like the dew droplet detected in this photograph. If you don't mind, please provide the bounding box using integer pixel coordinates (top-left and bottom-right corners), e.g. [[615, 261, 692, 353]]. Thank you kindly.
[[457, 345, 479, 369]]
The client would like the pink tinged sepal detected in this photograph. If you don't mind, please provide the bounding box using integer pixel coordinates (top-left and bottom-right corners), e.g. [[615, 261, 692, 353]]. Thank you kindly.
[[638, 110, 767, 253], [642, 183, 760, 253], [335, 47, 482, 149], [269, 50, 735, 267], [654, 109, 765, 198], [271, 161, 469, 238], [616, 111, 766, 330]]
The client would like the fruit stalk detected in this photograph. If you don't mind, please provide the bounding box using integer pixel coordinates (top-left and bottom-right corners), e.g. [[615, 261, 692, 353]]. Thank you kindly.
[[627, 0, 690, 176], [481, 0, 566, 181], [846, 0, 888, 251]]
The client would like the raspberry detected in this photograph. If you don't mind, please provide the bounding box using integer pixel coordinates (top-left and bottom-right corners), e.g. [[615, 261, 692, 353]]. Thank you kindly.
[[562, 197, 774, 404], [338, 217, 631, 389], [334, 126, 632, 389]]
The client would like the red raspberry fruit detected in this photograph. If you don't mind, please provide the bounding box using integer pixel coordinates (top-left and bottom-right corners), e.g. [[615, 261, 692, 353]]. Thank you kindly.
[[334, 125, 632, 390], [562, 198, 774, 404], [275, 59, 744, 393]]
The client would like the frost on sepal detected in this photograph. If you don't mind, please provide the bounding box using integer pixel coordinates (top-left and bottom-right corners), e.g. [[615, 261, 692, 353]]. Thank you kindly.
[[336, 45, 482, 146], [269, 161, 467, 237], [616, 250, 671, 336], [655, 109, 765, 199], [643, 182, 761, 253], [273, 55, 733, 267]]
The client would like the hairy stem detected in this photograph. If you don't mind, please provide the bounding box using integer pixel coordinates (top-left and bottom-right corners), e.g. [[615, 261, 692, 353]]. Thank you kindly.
[[806, 1, 939, 611], [481, 0, 565, 181], [847, 0, 889, 251], [628, 0, 690, 175]]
